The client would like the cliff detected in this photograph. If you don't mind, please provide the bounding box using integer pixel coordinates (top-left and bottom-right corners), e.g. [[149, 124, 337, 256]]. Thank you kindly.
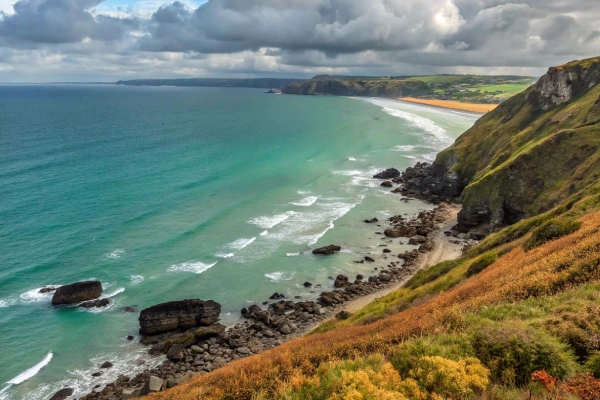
[[419, 56, 600, 231], [282, 78, 431, 97]]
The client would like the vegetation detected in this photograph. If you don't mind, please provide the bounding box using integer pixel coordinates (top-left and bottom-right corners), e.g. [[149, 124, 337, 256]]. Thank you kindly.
[[282, 74, 536, 103]]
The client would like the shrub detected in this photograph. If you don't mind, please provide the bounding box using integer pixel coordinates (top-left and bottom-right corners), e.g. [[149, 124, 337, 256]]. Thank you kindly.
[[585, 352, 600, 379], [525, 218, 582, 250], [466, 251, 498, 277], [409, 356, 489, 398], [470, 323, 577, 385], [405, 259, 464, 289]]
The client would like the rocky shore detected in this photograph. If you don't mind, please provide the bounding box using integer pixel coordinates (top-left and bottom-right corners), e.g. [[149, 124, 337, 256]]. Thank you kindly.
[[73, 167, 473, 400]]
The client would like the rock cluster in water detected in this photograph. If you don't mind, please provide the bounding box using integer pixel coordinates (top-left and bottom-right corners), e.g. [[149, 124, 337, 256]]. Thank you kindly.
[[139, 299, 221, 336]]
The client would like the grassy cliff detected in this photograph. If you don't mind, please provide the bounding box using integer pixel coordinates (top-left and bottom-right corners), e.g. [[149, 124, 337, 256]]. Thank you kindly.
[[432, 57, 600, 230]]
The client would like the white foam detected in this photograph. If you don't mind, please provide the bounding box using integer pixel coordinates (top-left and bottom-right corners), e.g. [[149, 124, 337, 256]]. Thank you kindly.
[[216, 252, 234, 258], [265, 272, 294, 282], [106, 249, 125, 259], [260, 230, 269, 236], [333, 169, 363, 176], [0, 298, 17, 308], [168, 261, 217, 274], [290, 196, 318, 207], [130, 275, 144, 285], [104, 288, 124, 298], [394, 145, 418, 151], [7, 353, 53, 385], [19, 287, 56, 304], [248, 211, 295, 229], [228, 237, 257, 250], [286, 252, 301, 257]]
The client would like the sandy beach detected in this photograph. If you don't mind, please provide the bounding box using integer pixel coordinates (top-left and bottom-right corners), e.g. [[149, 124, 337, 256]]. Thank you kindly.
[[400, 97, 498, 113]]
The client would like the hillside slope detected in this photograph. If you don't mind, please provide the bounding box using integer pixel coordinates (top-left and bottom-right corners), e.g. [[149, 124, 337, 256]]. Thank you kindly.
[[407, 57, 600, 231]]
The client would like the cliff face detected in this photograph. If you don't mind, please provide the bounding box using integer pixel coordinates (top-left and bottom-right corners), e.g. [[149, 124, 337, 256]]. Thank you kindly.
[[282, 78, 431, 98], [425, 56, 600, 231]]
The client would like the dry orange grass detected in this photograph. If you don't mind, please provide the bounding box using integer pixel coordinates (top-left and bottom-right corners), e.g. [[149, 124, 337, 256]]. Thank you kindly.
[[146, 211, 600, 400]]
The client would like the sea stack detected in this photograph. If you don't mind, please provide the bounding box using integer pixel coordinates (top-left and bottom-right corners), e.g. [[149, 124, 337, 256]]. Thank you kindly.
[[139, 299, 221, 335], [51, 281, 103, 305]]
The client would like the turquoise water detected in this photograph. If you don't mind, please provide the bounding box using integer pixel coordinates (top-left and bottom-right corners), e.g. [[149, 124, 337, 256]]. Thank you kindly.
[[0, 85, 478, 399]]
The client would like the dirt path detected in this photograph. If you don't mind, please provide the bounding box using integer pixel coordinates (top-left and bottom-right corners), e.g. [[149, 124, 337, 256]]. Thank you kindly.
[[343, 205, 462, 313]]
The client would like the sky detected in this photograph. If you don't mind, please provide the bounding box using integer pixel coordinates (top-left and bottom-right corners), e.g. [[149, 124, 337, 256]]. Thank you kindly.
[[0, 0, 599, 82]]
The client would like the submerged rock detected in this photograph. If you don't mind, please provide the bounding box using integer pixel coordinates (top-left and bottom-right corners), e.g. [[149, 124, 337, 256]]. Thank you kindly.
[[373, 168, 400, 179], [139, 299, 221, 336], [51, 281, 102, 305], [39, 286, 57, 294], [49, 388, 74, 400], [79, 298, 110, 309], [312, 245, 341, 255], [363, 218, 379, 223]]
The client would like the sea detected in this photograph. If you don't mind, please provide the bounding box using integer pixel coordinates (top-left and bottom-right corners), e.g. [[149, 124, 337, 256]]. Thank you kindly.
[[0, 85, 479, 399]]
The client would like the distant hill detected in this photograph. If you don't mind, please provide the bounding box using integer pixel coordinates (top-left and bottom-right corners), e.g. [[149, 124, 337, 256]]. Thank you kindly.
[[282, 74, 537, 104], [115, 78, 303, 89]]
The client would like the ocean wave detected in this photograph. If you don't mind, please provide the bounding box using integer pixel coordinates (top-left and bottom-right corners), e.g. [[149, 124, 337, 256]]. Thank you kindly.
[[265, 272, 294, 282], [104, 288, 125, 298], [19, 287, 57, 304], [260, 230, 269, 236], [290, 196, 318, 207], [6, 353, 53, 389], [106, 249, 125, 260], [286, 252, 301, 257], [130, 275, 144, 285], [0, 298, 17, 308], [248, 211, 295, 229], [167, 261, 217, 274], [216, 252, 234, 258], [393, 145, 417, 151], [333, 169, 363, 176], [228, 237, 257, 250]]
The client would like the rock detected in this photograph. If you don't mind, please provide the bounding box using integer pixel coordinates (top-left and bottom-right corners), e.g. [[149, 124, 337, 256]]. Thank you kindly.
[[100, 361, 113, 369], [373, 168, 400, 179], [408, 236, 427, 245], [303, 282, 312, 288], [383, 248, 391, 253], [364, 256, 375, 262], [355, 274, 364, 281], [91, 372, 102, 377], [141, 375, 164, 395], [419, 241, 435, 252], [139, 299, 221, 335], [380, 181, 393, 188], [49, 388, 74, 400], [39, 286, 57, 294], [269, 292, 285, 300], [312, 245, 341, 255], [51, 281, 102, 305], [334, 275, 349, 288], [384, 227, 417, 238], [79, 298, 110, 309], [236, 347, 251, 355], [123, 306, 136, 313], [126, 335, 134, 341], [167, 344, 185, 361], [336, 311, 352, 320], [122, 388, 136, 396], [279, 324, 292, 335], [363, 218, 379, 223]]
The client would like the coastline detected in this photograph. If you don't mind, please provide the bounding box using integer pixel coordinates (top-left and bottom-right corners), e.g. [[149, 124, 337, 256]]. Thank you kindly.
[[399, 97, 498, 113], [78, 184, 471, 400]]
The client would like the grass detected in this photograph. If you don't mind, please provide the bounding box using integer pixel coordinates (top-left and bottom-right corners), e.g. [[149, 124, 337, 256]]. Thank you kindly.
[[470, 83, 531, 98]]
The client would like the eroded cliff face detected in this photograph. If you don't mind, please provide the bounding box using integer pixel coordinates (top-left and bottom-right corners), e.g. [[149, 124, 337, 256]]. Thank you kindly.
[[419, 57, 600, 233], [281, 78, 431, 98]]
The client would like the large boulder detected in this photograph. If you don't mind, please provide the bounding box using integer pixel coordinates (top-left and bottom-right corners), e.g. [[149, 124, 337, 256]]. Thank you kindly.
[[49, 388, 74, 400], [312, 245, 341, 255], [51, 281, 102, 305], [139, 299, 221, 335], [373, 168, 400, 179]]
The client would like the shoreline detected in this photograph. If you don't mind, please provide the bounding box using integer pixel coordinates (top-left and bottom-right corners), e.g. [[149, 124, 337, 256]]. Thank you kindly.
[[399, 97, 498, 113], [78, 181, 471, 399]]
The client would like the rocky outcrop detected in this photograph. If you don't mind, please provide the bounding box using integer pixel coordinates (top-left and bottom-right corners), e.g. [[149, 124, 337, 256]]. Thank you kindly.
[[51, 281, 102, 305], [373, 168, 400, 179], [49, 388, 74, 400], [333, 275, 349, 288], [282, 78, 430, 98], [312, 245, 341, 255], [139, 299, 221, 336]]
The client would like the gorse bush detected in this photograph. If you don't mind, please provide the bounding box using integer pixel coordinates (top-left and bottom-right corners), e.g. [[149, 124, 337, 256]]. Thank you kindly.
[[525, 218, 582, 250], [466, 251, 498, 277]]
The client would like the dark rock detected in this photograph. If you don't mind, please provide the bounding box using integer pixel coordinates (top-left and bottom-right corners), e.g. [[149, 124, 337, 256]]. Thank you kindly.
[[380, 181, 393, 188], [49, 388, 74, 400], [384, 227, 417, 238], [363, 218, 379, 223], [383, 248, 391, 253], [51, 281, 102, 305], [39, 286, 57, 294], [334, 275, 349, 288], [356, 274, 364, 281], [141, 375, 164, 395], [126, 335, 134, 341], [123, 306, 136, 313], [79, 298, 110, 309], [167, 344, 185, 361], [303, 282, 312, 288], [373, 168, 400, 179], [312, 245, 341, 255], [269, 292, 285, 300], [364, 256, 375, 262], [408, 236, 427, 245], [91, 372, 102, 377], [139, 299, 221, 336], [100, 361, 113, 369]]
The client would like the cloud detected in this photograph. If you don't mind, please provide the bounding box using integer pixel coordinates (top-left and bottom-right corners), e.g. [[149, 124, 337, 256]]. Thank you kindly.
[[0, 0, 599, 82]]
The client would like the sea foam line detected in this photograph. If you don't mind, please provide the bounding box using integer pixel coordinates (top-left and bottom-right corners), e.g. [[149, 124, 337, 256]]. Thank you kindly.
[[290, 196, 318, 207], [167, 261, 217, 274], [228, 237, 257, 250], [6, 353, 53, 386], [248, 211, 295, 229]]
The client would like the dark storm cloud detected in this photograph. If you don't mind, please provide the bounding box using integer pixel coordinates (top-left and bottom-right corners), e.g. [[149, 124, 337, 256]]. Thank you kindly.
[[0, 0, 138, 46]]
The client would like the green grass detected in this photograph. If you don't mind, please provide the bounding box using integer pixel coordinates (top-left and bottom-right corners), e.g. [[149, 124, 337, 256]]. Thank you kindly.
[[470, 83, 531, 98]]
